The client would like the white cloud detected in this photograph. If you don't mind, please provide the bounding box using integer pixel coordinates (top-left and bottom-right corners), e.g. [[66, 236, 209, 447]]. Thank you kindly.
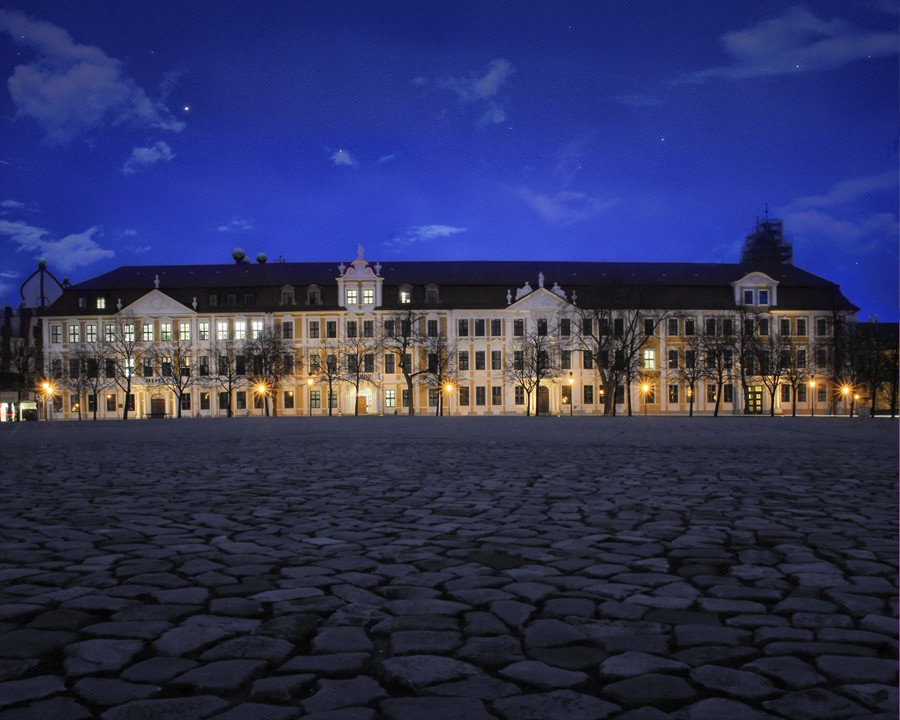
[[1, 219, 114, 271], [377, 153, 397, 164], [122, 140, 175, 175], [679, 7, 897, 83], [782, 170, 896, 209], [387, 225, 466, 249], [517, 189, 619, 225], [330, 149, 359, 168], [216, 217, 254, 233], [0, 9, 184, 143], [1, 200, 26, 210], [443, 59, 514, 128]]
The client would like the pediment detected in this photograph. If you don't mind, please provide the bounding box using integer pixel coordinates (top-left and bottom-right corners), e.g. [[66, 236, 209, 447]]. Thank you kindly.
[[119, 290, 195, 317], [732, 271, 778, 287], [506, 287, 573, 312]]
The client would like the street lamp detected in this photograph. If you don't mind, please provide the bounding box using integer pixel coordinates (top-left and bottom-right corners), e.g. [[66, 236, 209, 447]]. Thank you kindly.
[[41, 382, 53, 421], [445, 383, 453, 416], [809, 379, 816, 417], [567, 375, 574, 416], [641, 383, 650, 416], [256, 384, 267, 416], [841, 386, 850, 417], [307, 377, 314, 416]]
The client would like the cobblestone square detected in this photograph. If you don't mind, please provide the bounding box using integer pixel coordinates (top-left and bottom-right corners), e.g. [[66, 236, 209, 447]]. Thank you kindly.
[[1, 417, 897, 719]]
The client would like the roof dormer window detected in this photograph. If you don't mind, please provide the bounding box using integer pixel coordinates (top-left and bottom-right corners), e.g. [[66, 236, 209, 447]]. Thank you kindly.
[[425, 284, 440, 304], [399, 285, 412, 304], [346, 288, 358, 305]]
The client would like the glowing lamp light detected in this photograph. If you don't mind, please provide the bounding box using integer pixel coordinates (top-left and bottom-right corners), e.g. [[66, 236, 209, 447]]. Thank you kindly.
[[445, 384, 453, 393]]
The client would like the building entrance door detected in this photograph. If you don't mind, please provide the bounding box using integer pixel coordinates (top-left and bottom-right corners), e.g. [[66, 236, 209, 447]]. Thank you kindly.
[[537, 386, 550, 415], [747, 386, 763, 414], [150, 397, 166, 418], [356, 396, 368, 415]]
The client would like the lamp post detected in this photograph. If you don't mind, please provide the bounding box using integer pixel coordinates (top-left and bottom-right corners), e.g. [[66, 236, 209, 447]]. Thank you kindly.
[[841, 386, 850, 417], [257, 384, 267, 416], [307, 377, 314, 416], [42, 382, 53, 421], [445, 383, 453, 416], [809, 379, 816, 417], [567, 376, 574, 416], [641, 383, 650, 416]]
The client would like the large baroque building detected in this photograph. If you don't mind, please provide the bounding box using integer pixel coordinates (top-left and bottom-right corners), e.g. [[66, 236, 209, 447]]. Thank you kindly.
[[39, 222, 864, 420]]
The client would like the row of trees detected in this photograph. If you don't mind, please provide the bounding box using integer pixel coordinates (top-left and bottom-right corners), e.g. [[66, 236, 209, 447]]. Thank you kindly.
[[33, 305, 900, 420]]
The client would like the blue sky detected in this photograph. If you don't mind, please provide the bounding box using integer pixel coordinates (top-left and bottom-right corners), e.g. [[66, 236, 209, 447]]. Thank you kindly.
[[1, 1, 897, 320]]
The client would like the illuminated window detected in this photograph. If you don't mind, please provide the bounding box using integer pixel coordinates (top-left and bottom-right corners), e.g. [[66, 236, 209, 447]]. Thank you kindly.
[[234, 321, 247, 340], [310, 390, 321, 408], [217, 321, 229, 340], [363, 288, 374, 304], [250, 319, 263, 339], [68, 325, 80, 343], [643, 349, 655, 370], [51, 325, 62, 343], [400, 289, 411, 304], [180, 322, 191, 341], [199, 322, 210, 340], [385, 389, 395, 407], [85, 324, 97, 343], [105, 324, 115, 342], [140, 323, 152, 342], [758, 289, 769, 304], [346, 289, 358, 305], [160, 323, 172, 341], [96, 297, 106, 309]]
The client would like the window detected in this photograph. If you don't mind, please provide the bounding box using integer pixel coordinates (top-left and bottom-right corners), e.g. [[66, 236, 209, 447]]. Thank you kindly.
[[459, 386, 470, 406], [363, 320, 374, 338], [347, 355, 359, 374], [561, 350, 571, 370], [282, 321, 294, 339], [707, 384, 717, 403], [282, 291, 294, 306], [181, 393, 191, 411], [644, 319, 655, 336], [105, 359, 116, 378], [212, 321, 227, 341], [143, 358, 154, 377], [427, 319, 438, 337], [385, 389, 395, 408], [51, 325, 62, 343], [582, 350, 593, 370], [400, 288, 411, 304], [425, 288, 439, 304], [209, 293, 218, 307], [284, 353, 295, 375], [781, 384, 791, 402], [384, 354, 395, 374], [346, 320, 358, 338], [401, 389, 409, 407], [244, 293, 255, 307], [310, 390, 321, 408], [346, 289, 358, 305], [428, 388, 439, 407], [724, 384, 734, 403], [613, 318, 624, 336], [513, 319, 524, 337], [363, 288, 374, 304], [722, 319, 734, 336], [250, 319, 263, 339], [667, 319, 679, 336], [758, 289, 769, 305], [474, 319, 485, 337], [668, 384, 679, 403], [643, 349, 655, 370], [326, 321, 337, 338], [797, 349, 807, 367], [537, 319, 548, 336], [68, 358, 80, 379], [491, 386, 502, 405], [668, 349, 679, 369], [78, 297, 86, 308], [199, 322, 210, 341], [780, 318, 791, 336], [488, 350, 501, 371], [515, 386, 524, 405], [363, 354, 375, 373], [798, 385, 807, 403], [236, 391, 247, 410], [584, 385, 594, 404], [685, 350, 696, 368], [458, 351, 469, 371], [68, 325, 80, 343], [199, 356, 210, 376], [234, 321, 247, 340], [758, 318, 769, 336], [309, 353, 321, 372], [816, 348, 828, 369], [309, 320, 320, 339], [490, 319, 502, 337], [180, 322, 191, 341], [161, 356, 173, 377], [513, 351, 524, 371], [106, 394, 116, 412], [743, 289, 754, 304], [139, 323, 151, 342], [458, 319, 469, 336], [475, 386, 486, 406], [307, 286, 321, 305], [283, 391, 294, 409], [796, 318, 807, 336], [643, 385, 656, 403], [560, 319, 571, 337], [705, 318, 717, 336], [85, 324, 97, 343], [475, 351, 485, 370], [161, 323, 172, 341], [383, 320, 395, 337], [582, 318, 594, 336], [227, 294, 237, 307], [236, 355, 246, 375], [816, 318, 829, 337], [200, 392, 210, 410], [744, 319, 754, 336], [96, 297, 106, 310], [684, 318, 695, 336]]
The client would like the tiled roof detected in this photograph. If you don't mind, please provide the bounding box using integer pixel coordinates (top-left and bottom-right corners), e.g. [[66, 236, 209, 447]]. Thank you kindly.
[[46, 260, 858, 316]]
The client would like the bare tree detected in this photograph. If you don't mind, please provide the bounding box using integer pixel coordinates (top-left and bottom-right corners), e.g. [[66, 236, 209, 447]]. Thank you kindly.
[[853, 321, 898, 418], [756, 331, 792, 417], [781, 343, 812, 416], [700, 319, 736, 417], [424, 331, 456, 416], [310, 342, 343, 416], [211, 333, 248, 417], [672, 332, 705, 417], [734, 307, 763, 413], [103, 315, 142, 420], [246, 325, 294, 416], [381, 309, 428, 415], [505, 331, 560, 416], [151, 335, 196, 418], [343, 332, 378, 416]]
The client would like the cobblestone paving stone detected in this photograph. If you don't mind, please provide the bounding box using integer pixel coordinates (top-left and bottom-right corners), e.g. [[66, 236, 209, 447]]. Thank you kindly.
[[0, 416, 896, 719]]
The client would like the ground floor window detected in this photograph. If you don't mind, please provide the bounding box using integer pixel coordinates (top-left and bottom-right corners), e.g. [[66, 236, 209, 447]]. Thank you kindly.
[[329, 391, 338, 408], [584, 385, 594, 404], [385, 389, 395, 408], [283, 391, 294, 409], [219, 392, 230, 411], [614, 386, 624, 404], [428, 389, 439, 407], [724, 384, 734, 403], [475, 386, 486, 406], [668, 384, 679, 403], [53, 396, 63, 412], [707, 383, 717, 403], [491, 386, 502, 405], [797, 385, 807, 403], [200, 392, 210, 410], [236, 391, 247, 410], [401, 389, 409, 407], [254, 393, 264, 409], [88, 394, 96, 412], [459, 386, 470, 406], [514, 386, 524, 405], [310, 390, 321, 408], [181, 393, 191, 410], [781, 384, 791, 402]]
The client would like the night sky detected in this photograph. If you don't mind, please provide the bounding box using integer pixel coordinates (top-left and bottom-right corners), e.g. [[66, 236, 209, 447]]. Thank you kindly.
[[1, 2, 897, 320]]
